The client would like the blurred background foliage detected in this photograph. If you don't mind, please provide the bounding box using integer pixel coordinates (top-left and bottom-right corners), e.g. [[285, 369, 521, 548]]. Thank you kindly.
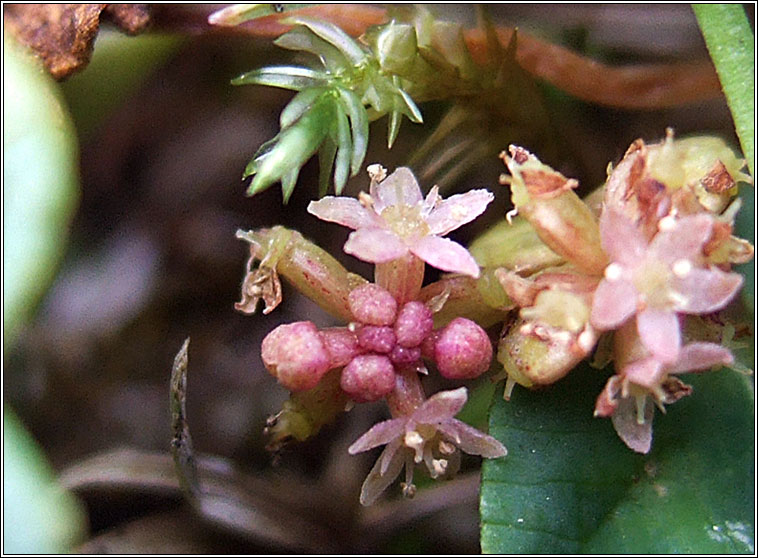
[[3, 4, 753, 553]]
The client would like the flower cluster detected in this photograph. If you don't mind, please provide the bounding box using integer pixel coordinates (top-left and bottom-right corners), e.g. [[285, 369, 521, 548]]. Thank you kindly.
[[237, 132, 751, 509], [238, 166, 505, 503], [487, 131, 752, 452]]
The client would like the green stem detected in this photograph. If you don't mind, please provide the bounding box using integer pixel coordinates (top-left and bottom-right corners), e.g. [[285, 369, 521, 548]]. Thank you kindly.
[[692, 4, 755, 175]]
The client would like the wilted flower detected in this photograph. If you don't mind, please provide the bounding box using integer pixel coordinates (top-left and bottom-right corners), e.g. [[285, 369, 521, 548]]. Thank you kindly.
[[590, 207, 743, 364], [595, 339, 734, 453], [308, 165, 493, 277], [348, 387, 506, 505]]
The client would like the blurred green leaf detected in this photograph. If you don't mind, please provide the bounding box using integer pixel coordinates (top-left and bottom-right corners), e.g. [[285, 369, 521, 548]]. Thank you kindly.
[[693, 4, 755, 175], [60, 31, 183, 139], [3, 408, 87, 553], [480, 363, 754, 553], [3, 34, 79, 347]]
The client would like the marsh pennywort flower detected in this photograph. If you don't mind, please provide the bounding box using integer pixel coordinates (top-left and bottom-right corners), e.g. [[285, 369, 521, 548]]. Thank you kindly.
[[307, 165, 493, 278], [590, 207, 743, 364], [348, 386, 506, 505]]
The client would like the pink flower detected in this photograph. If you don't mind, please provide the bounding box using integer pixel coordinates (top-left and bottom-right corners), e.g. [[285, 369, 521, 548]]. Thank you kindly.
[[307, 166, 493, 278], [348, 387, 506, 505], [595, 341, 734, 453], [590, 208, 743, 363]]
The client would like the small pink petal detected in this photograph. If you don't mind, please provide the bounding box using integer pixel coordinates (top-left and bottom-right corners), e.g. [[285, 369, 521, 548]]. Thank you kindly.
[[611, 396, 654, 454], [348, 418, 405, 454], [307, 197, 381, 230], [421, 185, 441, 218], [412, 387, 468, 423], [426, 189, 494, 236], [599, 206, 647, 267], [594, 376, 621, 417], [590, 278, 637, 330], [359, 443, 406, 506], [344, 228, 408, 263], [371, 167, 423, 212], [672, 267, 743, 313], [636, 308, 681, 364], [437, 419, 507, 458], [410, 236, 480, 277], [668, 342, 734, 374], [623, 357, 665, 390], [649, 213, 713, 264]]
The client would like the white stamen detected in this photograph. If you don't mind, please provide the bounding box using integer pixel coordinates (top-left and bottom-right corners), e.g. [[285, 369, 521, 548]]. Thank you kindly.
[[431, 458, 448, 477], [658, 215, 677, 232], [404, 430, 425, 463], [577, 329, 595, 353], [367, 163, 387, 182], [438, 440, 456, 455], [505, 208, 518, 224], [672, 259, 692, 278], [604, 263, 624, 281]]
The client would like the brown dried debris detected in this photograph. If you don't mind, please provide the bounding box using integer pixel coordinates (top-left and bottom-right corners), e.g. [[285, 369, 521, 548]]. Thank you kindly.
[[3, 4, 150, 80]]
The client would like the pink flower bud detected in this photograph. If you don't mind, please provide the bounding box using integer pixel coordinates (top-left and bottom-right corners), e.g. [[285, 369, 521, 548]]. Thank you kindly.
[[341, 355, 396, 402], [261, 321, 331, 391], [348, 284, 397, 326], [434, 318, 493, 380], [394, 301, 434, 347], [357, 325, 396, 354], [320, 327, 363, 368], [389, 344, 422, 365]]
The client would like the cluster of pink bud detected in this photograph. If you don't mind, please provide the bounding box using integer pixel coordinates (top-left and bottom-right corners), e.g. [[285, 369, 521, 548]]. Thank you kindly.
[[261, 283, 493, 403]]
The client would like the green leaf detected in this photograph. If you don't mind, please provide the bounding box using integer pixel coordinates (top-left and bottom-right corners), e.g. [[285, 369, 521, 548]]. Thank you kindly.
[[693, 4, 755, 174], [275, 26, 351, 73], [245, 97, 334, 196], [3, 34, 79, 348], [284, 17, 368, 66], [280, 87, 330, 129], [4, 408, 86, 552], [480, 364, 754, 553], [231, 66, 328, 90], [337, 87, 369, 175], [333, 101, 352, 195], [317, 137, 338, 197]]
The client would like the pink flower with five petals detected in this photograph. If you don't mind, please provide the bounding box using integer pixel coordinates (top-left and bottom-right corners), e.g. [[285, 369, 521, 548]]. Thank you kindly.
[[590, 207, 742, 363], [308, 166, 493, 278], [348, 387, 506, 505]]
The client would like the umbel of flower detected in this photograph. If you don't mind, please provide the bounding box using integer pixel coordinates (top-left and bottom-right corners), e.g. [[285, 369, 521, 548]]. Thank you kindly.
[[261, 283, 493, 401]]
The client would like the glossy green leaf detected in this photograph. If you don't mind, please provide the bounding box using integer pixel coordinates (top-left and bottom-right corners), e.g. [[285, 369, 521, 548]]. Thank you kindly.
[[337, 87, 369, 175], [208, 3, 310, 26], [4, 408, 86, 553], [284, 17, 367, 66], [231, 66, 328, 90], [480, 363, 754, 553], [245, 98, 334, 196], [3, 34, 79, 347], [317, 137, 338, 197], [280, 87, 330, 129], [333, 100, 352, 195], [275, 26, 350, 73]]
